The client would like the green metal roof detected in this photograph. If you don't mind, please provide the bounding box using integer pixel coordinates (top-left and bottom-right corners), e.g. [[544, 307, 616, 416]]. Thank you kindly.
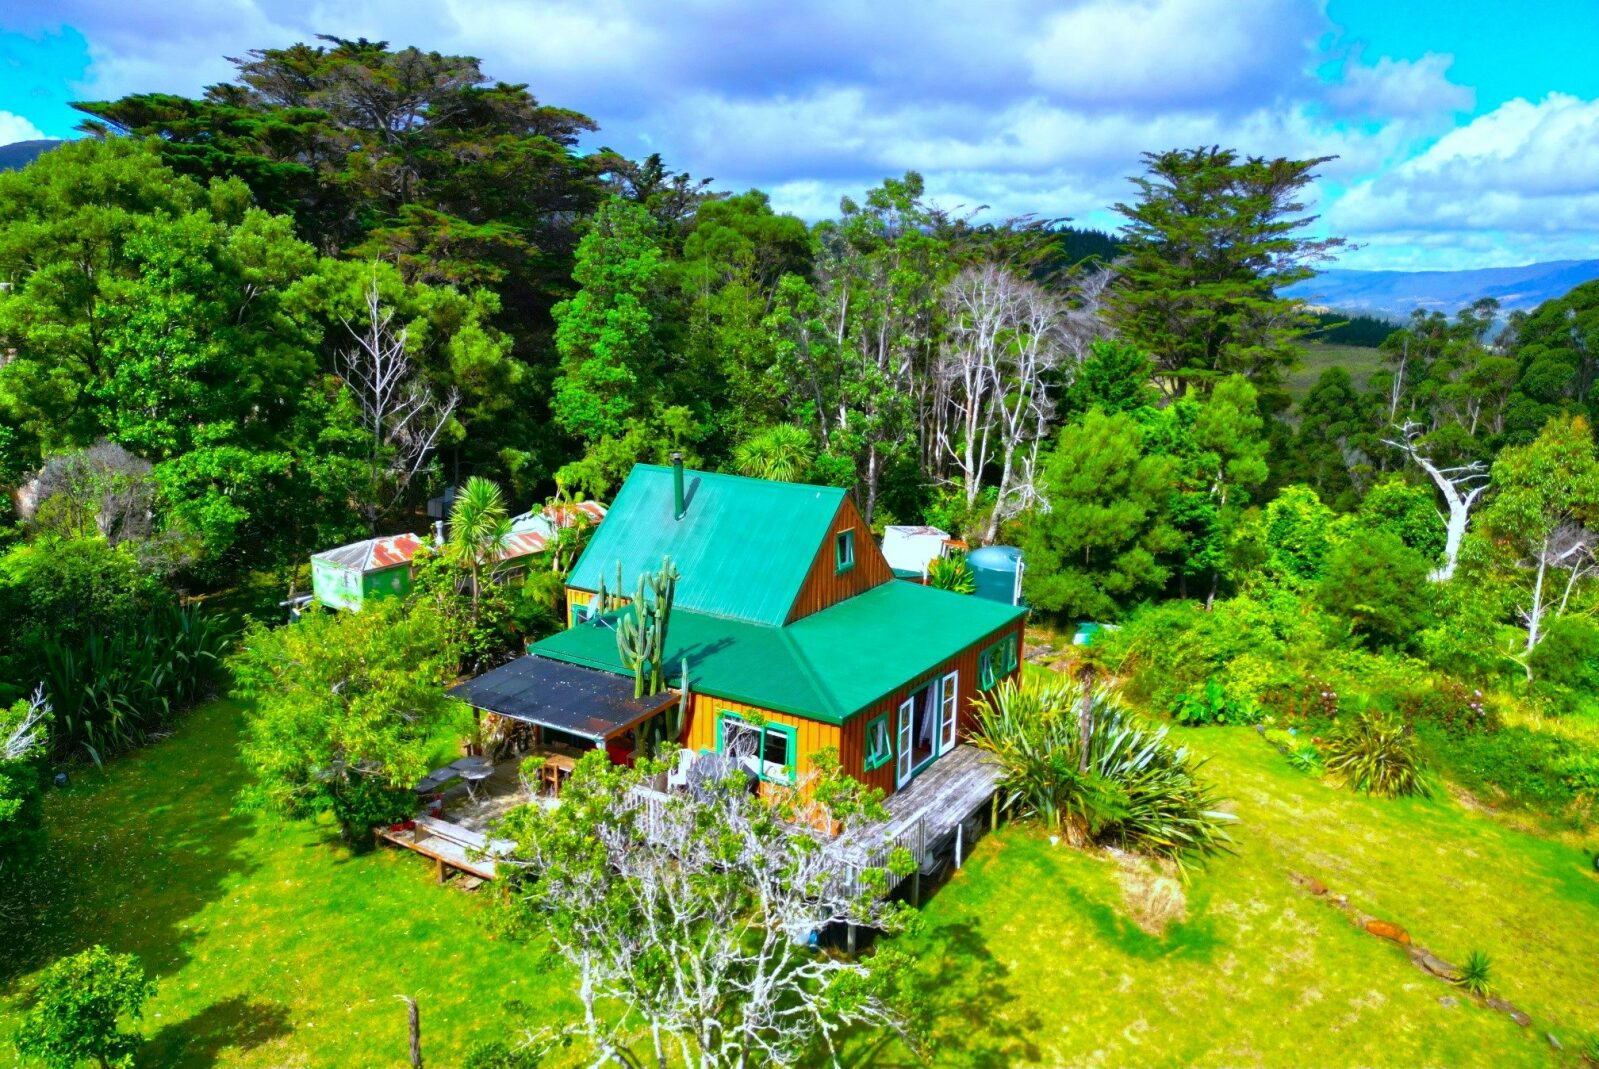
[[532, 581, 1026, 725], [566, 465, 847, 626]]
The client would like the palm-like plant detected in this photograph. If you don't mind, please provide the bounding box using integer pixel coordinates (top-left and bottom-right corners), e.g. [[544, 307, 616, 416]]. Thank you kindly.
[[972, 676, 1234, 866], [1456, 950, 1492, 997], [448, 476, 513, 621], [732, 425, 814, 483], [1324, 710, 1429, 798], [927, 553, 976, 594]]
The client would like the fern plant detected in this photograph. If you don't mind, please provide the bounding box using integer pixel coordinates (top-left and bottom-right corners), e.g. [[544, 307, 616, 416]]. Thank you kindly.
[[1324, 710, 1429, 798]]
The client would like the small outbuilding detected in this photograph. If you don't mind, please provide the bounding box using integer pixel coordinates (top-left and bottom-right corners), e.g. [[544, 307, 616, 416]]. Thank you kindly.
[[880, 525, 960, 582], [311, 533, 427, 612]]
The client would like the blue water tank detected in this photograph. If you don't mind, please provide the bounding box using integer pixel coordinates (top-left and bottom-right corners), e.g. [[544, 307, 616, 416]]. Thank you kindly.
[[968, 545, 1023, 606]]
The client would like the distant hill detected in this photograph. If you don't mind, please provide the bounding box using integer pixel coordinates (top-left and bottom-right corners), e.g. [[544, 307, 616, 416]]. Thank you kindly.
[[1284, 260, 1599, 320], [0, 139, 65, 171]]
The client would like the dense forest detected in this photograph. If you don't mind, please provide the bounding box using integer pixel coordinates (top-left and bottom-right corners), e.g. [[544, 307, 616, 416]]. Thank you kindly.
[[2, 35, 1597, 813]]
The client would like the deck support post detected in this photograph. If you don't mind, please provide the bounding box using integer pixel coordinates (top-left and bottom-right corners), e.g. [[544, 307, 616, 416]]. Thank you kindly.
[[846, 924, 857, 955], [990, 792, 999, 831], [955, 820, 964, 869]]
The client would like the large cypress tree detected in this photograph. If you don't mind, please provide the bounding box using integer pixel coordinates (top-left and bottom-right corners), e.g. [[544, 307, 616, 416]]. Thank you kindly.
[[1109, 147, 1343, 397]]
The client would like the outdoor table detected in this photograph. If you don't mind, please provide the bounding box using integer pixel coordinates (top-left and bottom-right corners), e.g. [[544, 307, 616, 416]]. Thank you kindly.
[[538, 751, 578, 797], [458, 757, 494, 802]]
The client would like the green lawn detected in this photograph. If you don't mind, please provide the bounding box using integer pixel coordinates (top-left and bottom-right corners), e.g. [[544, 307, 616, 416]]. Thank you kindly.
[[6, 699, 1598, 1068], [1286, 341, 1389, 401], [0, 700, 573, 1068], [858, 726, 1599, 1067]]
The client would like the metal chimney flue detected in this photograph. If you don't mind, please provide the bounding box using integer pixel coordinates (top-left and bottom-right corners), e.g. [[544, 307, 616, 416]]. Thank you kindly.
[[672, 452, 685, 519]]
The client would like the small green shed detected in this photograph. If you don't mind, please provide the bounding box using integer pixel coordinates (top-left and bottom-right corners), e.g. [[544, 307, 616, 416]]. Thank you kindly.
[[310, 533, 425, 612]]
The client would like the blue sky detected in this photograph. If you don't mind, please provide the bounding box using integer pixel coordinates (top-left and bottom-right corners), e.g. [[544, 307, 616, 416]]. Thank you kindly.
[[3, 0, 1597, 271]]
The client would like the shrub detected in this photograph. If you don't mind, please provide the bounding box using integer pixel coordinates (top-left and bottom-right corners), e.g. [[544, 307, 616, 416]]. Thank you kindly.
[[1528, 616, 1599, 707], [1317, 529, 1435, 651], [973, 676, 1234, 866], [0, 691, 51, 865], [38, 604, 229, 764], [14, 945, 154, 1069], [1324, 710, 1429, 798], [927, 553, 976, 595], [1262, 727, 1322, 774], [1398, 679, 1499, 737], [1421, 723, 1599, 823], [1169, 678, 1260, 726]]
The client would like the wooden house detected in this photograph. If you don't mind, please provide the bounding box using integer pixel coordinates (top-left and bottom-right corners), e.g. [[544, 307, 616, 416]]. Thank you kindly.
[[514, 460, 1027, 796]]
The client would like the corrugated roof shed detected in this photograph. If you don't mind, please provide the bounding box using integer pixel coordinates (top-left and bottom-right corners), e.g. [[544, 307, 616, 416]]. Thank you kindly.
[[312, 533, 424, 572], [566, 465, 846, 626], [532, 581, 1025, 724]]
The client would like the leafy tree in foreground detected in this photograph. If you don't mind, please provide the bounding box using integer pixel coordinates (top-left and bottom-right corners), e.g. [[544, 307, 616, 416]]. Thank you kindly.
[[1109, 146, 1343, 395], [1022, 409, 1179, 620], [493, 752, 917, 1069], [234, 599, 459, 839], [1317, 530, 1435, 651], [14, 945, 154, 1069]]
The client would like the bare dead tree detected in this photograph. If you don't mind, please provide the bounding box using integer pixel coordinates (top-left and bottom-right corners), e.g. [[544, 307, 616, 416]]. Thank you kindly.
[[338, 276, 459, 533], [937, 264, 1077, 541], [29, 442, 154, 544], [498, 758, 917, 1069], [2, 687, 48, 763], [1517, 522, 1597, 661], [1383, 422, 1490, 581]]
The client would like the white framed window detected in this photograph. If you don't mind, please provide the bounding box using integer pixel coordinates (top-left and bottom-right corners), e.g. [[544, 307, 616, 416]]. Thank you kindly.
[[895, 697, 914, 787], [938, 670, 959, 752]]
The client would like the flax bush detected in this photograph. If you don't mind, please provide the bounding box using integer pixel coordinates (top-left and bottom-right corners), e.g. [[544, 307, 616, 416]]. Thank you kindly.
[[973, 676, 1233, 867]]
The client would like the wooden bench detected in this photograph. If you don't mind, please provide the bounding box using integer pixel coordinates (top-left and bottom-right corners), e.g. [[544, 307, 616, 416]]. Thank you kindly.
[[376, 816, 516, 883]]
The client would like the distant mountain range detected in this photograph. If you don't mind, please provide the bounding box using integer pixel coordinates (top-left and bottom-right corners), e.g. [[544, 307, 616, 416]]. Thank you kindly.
[[0, 139, 65, 171], [1285, 260, 1599, 321]]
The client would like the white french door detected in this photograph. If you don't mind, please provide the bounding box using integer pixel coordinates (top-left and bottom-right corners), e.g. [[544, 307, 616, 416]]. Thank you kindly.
[[895, 696, 915, 788], [938, 670, 959, 754]]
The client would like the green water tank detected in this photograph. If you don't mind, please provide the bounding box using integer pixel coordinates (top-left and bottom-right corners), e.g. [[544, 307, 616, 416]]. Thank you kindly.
[[968, 545, 1023, 606]]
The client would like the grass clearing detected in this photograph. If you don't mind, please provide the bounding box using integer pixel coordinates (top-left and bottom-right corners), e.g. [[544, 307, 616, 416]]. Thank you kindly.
[[5, 694, 1598, 1067], [856, 724, 1599, 1068], [1286, 341, 1388, 401], [0, 700, 571, 1068]]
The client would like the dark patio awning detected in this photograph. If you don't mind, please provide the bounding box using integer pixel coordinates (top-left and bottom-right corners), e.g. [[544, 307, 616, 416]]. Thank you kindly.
[[447, 655, 676, 741]]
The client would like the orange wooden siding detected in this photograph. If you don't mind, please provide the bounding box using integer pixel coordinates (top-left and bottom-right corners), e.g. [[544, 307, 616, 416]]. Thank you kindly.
[[684, 693, 842, 801], [785, 498, 894, 624]]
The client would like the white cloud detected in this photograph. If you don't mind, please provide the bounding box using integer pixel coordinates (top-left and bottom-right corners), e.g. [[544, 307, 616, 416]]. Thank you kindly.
[[1325, 51, 1474, 119], [1025, 0, 1322, 111], [0, 111, 46, 143]]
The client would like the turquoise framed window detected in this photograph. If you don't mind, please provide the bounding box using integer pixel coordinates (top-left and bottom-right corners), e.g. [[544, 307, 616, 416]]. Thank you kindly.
[[716, 712, 797, 784], [864, 714, 892, 771], [978, 634, 1019, 690], [835, 529, 855, 573]]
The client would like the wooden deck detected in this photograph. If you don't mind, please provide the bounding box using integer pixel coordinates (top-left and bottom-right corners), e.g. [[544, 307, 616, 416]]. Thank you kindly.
[[823, 743, 1003, 897]]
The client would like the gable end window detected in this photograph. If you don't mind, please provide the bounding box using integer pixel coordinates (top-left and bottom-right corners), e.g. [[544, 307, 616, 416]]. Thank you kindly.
[[864, 714, 893, 771], [834, 529, 856, 574], [978, 634, 1019, 690]]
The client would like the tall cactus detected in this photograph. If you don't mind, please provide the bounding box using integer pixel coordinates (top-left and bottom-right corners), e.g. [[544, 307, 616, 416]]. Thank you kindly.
[[615, 556, 681, 698]]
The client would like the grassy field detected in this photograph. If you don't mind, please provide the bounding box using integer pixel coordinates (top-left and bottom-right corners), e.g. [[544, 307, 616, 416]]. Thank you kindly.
[[0, 700, 572, 1069], [4, 697, 1598, 1067], [862, 726, 1599, 1068], [1286, 341, 1389, 401]]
